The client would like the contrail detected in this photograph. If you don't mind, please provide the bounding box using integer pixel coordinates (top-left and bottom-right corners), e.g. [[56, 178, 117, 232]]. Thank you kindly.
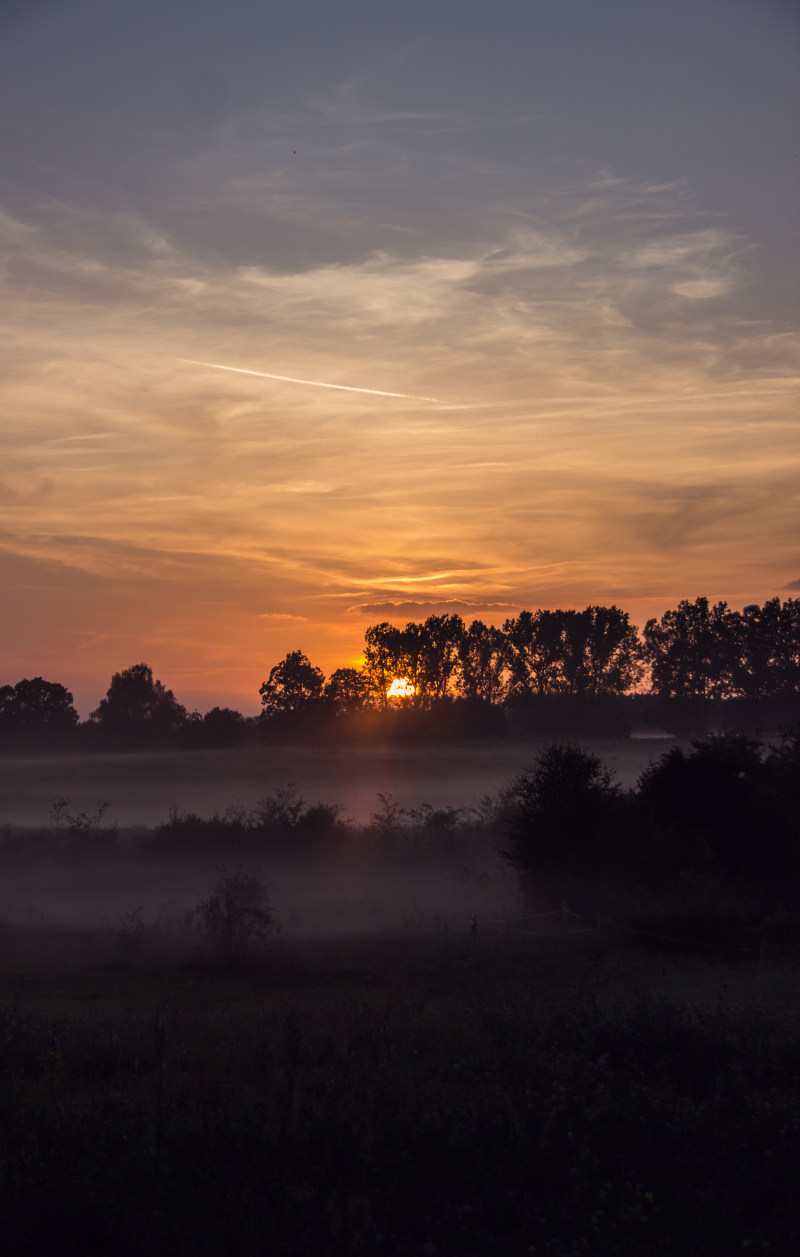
[[177, 359, 442, 403]]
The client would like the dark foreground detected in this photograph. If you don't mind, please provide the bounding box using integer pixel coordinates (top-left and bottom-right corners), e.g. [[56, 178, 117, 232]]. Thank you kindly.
[[1, 931, 797, 1257]]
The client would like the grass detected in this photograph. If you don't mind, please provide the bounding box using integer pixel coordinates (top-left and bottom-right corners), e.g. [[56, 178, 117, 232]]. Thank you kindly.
[[0, 753, 797, 1255], [0, 927, 798, 1256]]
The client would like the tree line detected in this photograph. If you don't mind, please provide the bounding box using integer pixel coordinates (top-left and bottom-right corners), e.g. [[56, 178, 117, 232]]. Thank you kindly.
[[1, 596, 798, 749]]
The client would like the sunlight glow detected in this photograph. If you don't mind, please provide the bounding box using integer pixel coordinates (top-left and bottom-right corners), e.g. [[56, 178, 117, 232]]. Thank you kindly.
[[387, 677, 416, 700]]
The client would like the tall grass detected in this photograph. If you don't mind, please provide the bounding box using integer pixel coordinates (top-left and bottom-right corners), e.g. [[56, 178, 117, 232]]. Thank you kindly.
[[1, 938, 798, 1255]]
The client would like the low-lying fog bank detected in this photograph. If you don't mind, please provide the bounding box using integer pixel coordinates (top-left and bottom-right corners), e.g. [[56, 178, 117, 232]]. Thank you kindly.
[[0, 738, 676, 828], [0, 848, 521, 942]]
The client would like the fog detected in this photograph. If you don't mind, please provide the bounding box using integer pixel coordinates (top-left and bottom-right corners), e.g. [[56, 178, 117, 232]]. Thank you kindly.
[[0, 739, 676, 948], [0, 846, 524, 945], [0, 739, 672, 828]]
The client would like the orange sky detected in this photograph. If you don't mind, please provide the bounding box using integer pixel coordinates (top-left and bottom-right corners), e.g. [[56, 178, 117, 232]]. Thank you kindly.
[[1, 1, 798, 716]]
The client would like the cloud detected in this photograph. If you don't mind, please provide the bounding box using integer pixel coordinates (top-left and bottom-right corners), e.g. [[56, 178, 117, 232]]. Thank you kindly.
[[1, 99, 797, 688], [347, 599, 521, 617], [257, 612, 309, 621], [784, 579, 800, 590]]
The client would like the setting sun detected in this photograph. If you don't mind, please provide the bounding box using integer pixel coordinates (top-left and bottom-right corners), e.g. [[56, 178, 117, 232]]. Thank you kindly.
[[387, 677, 416, 700]]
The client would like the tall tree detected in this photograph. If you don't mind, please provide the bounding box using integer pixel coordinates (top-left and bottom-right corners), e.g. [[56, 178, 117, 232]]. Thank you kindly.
[[362, 622, 405, 710], [559, 605, 644, 697], [457, 620, 508, 703], [730, 597, 800, 699], [642, 597, 738, 700], [91, 663, 187, 735], [418, 614, 465, 702], [503, 610, 567, 697], [323, 667, 372, 716], [259, 651, 325, 717]]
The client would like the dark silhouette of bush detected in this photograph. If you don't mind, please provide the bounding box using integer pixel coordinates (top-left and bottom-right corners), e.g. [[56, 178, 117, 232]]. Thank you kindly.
[[637, 733, 795, 880], [194, 866, 278, 965], [504, 743, 626, 886]]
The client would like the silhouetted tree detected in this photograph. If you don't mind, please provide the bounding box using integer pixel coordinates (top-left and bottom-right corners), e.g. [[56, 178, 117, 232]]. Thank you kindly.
[[189, 706, 249, 747], [259, 651, 325, 717], [503, 606, 642, 701], [362, 615, 467, 709], [457, 620, 508, 703], [0, 677, 79, 743], [362, 622, 405, 709], [91, 663, 187, 741], [503, 610, 567, 697], [504, 743, 623, 883], [397, 620, 428, 702], [637, 733, 792, 879], [730, 597, 800, 699], [559, 605, 644, 697], [323, 667, 372, 715], [642, 597, 738, 701], [418, 613, 465, 702]]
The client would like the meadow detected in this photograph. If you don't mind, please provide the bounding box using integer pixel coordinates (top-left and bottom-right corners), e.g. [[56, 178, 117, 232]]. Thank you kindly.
[[0, 737, 797, 1255], [1, 923, 797, 1256]]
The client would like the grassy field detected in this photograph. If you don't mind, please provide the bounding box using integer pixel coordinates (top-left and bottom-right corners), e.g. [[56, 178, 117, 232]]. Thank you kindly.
[[1, 919, 797, 1256], [1, 737, 797, 1254]]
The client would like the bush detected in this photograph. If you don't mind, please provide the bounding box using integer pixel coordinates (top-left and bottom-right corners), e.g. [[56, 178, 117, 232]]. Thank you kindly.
[[194, 867, 278, 965], [504, 743, 625, 884]]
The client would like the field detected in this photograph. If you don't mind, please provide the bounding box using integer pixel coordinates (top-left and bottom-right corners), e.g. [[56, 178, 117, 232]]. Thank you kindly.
[[0, 738, 797, 1255], [1, 925, 798, 1256]]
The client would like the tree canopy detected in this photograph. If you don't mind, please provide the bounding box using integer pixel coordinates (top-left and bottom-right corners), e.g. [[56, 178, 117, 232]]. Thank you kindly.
[[91, 663, 188, 739], [259, 651, 325, 717], [0, 677, 79, 742]]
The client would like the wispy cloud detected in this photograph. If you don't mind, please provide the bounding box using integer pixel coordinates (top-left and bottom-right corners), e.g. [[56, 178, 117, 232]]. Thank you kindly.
[[347, 599, 521, 617], [1, 95, 797, 686]]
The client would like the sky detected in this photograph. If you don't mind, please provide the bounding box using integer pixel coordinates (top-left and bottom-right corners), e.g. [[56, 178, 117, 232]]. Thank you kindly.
[[1, 0, 798, 716]]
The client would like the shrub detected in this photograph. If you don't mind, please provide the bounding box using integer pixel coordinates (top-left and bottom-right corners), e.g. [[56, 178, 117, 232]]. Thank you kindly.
[[504, 743, 624, 885], [194, 867, 278, 965]]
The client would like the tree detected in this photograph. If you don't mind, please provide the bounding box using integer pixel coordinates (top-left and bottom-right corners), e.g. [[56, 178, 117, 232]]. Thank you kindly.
[[362, 622, 405, 710], [418, 613, 465, 702], [642, 597, 738, 701], [637, 734, 791, 878], [259, 650, 324, 717], [503, 610, 567, 697], [91, 663, 187, 738], [729, 598, 800, 699], [457, 620, 508, 704], [323, 667, 372, 716], [504, 743, 622, 882], [194, 706, 248, 747], [504, 606, 643, 701], [363, 615, 467, 708], [559, 605, 644, 697], [0, 677, 79, 741]]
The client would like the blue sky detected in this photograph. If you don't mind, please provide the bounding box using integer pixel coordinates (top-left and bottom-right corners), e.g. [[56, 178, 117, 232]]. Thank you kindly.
[[1, 0, 797, 713]]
